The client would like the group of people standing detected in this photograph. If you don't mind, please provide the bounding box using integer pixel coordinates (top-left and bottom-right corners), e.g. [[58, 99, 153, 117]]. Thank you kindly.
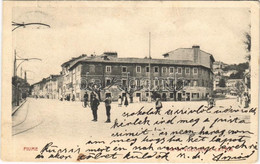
[[83, 91, 164, 123], [83, 92, 112, 123], [117, 95, 129, 107]]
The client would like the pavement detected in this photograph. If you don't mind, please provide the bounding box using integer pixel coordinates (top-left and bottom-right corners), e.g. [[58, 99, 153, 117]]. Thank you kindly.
[[12, 99, 27, 115]]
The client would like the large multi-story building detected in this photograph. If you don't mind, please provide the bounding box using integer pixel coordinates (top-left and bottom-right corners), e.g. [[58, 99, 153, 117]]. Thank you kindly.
[[32, 45, 215, 102], [61, 46, 214, 101]]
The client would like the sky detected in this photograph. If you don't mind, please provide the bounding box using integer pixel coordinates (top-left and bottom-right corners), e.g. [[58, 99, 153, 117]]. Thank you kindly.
[[12, 7, 251, 84]]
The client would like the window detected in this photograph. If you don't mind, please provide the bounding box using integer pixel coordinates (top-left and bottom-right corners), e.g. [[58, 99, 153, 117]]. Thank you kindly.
[[136, 66, 141, 73], [145, 80, 150, 86], [136, 79, 140, 86], [106, 66, 111, 72], [106, 79, 111, 86], [154, 67, 159, 73], [177, 67, 182, 74], [193, 68, 198, 74], [122, 66, 127, 73], [122, 80, 127, 86], [185, 68, 190, 74], [169, 67, 174, 73], [169, 79, 174, 86], [162, 67, 167, 73], [146, 92, 150, 97], [154, 79, 159, 86], [170, 93, 174, 98], [146, 67, 150, 73], [90, 65, 95, 72]]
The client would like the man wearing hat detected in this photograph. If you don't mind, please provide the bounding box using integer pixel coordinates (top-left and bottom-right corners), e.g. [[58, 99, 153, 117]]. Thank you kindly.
[[91, 94, 100, 121]]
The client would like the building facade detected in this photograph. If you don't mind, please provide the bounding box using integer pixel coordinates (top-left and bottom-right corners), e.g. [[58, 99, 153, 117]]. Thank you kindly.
[[32, 46, 215, 102], [31, 75, 61, 99], [64, 46, 214, 101]]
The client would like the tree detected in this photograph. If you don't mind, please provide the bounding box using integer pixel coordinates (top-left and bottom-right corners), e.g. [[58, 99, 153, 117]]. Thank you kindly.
[[219, 78, 226, 87], [81, 77, 118, 100], [117, 77, 144, 103], [244, 24, 251, 62], [235, 81, 245, 96], [165, 78, 189, 101]]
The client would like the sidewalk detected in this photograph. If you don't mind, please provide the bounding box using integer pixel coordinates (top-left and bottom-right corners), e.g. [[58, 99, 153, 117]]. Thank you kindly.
[[12, 99, 27, 116]]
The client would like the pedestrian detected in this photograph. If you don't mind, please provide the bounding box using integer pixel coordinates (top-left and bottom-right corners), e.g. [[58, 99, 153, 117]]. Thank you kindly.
[[155, 97, 162, 113], [244, 95, 249, 108], [90, 94, 100, 122], [118, 95, 122, 107], [83, 92, 89, 108], [207, 96, 215, 107], [124, 95, 129, 107], [72, 94, 75, 101], [104, 95, 112, 123]]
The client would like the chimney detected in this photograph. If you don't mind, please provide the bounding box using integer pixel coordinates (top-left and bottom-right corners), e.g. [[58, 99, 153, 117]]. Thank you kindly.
[[103, 52, 118, 58], [192, 45, 200, 63]]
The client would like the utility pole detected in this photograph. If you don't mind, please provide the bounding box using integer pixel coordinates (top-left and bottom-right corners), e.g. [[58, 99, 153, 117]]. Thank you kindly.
[[12, 21, 49, 108], [14, 50, 16, 76], [148, 32, 151, 102]]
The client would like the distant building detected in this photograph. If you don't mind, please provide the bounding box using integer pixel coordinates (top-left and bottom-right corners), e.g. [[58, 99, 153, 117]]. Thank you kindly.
[[213, 61, 228, 70], [31, 75, 61, 99], [226, 79, 243, 88], [223, 70, 238, 77]]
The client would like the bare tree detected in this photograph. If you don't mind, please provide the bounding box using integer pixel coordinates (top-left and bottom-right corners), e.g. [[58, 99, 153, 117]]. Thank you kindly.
[[244, 25, 251, 62], [165, 78, 189, 101]]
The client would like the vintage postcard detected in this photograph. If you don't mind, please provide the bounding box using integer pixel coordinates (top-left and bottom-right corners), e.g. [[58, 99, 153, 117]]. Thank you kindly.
[[1, 1, 259, 163]]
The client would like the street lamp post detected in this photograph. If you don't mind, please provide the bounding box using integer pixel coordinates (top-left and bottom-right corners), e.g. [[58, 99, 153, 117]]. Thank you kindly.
[[126, 72, 130, 89], [13, 52, 41, 106], [12, 21, 50, 107]]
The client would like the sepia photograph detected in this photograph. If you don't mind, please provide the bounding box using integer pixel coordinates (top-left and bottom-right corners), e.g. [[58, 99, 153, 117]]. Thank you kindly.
[[2, 1, 259, 163]]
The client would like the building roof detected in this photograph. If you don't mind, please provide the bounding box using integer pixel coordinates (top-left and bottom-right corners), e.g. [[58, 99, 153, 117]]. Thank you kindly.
[[163, 48, 215, 62], [68, 55, 213, 72], [61, 54, 88, 67], [32, 74, 61, 86]]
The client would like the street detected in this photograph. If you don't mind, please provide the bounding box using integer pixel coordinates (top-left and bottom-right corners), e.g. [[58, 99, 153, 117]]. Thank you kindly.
[[10, 97, 257, 162], [12, 97, 243, 139]]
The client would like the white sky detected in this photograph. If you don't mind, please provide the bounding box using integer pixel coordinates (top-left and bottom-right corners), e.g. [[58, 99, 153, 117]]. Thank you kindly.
[[12, 7, 250, 84]]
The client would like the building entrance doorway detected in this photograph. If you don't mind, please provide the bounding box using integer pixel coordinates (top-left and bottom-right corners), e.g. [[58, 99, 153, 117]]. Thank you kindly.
[[136, 92, 141, 101], [177, 93, 182, 101], [162, 93, 167, 101], [186, 93, 190, 101]]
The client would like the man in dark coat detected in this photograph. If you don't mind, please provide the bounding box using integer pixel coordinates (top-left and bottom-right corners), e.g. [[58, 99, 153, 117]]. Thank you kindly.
[[91, 94, 100, 122]]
